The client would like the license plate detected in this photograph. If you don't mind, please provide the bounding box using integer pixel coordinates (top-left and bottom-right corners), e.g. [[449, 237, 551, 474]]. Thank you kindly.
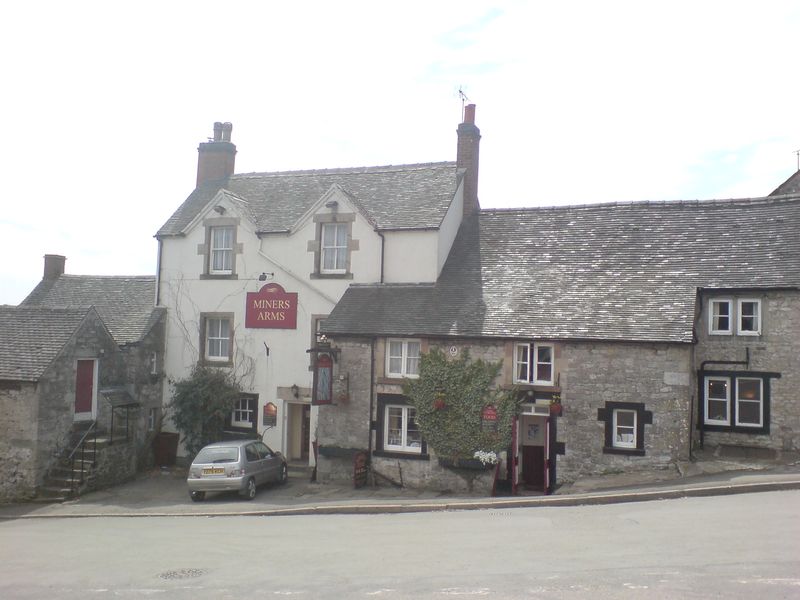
[[203, 467, 225, 475]]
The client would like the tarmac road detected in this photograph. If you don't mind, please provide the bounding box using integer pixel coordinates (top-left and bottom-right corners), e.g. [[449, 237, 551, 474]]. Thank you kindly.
[[0, 490, 798, 599]]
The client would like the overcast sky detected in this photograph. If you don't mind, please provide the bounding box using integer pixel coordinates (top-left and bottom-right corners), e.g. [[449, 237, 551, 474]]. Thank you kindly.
[[1, 0, 798, 305]]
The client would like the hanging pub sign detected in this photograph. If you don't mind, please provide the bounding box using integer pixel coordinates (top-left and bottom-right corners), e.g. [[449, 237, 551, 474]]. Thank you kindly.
[[262, 402, 278, 428], [313, 352, 334, 405], [245, 283, 298, 329], [481, 405, 499, 432]]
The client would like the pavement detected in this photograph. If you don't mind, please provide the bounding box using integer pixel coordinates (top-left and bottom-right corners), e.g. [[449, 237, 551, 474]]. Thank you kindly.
[[1, 446, 799, 519]]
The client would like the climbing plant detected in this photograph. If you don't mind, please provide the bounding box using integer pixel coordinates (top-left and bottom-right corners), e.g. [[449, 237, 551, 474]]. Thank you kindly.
[[167, 365, 243, 457], [403, 348, 520, 463]]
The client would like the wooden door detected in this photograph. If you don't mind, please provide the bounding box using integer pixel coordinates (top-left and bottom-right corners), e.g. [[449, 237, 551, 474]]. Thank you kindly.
[[75, 359, 95, 418]]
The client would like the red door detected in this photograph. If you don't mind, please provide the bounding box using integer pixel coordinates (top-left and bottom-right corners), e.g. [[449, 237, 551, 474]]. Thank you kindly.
[[511, 415, 519, 495], [75, 360, 95, 416]]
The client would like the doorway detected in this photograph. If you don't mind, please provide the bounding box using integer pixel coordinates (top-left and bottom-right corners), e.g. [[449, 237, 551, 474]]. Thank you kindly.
[[287, 402, 311, 463], [515, 413, 549, 493]]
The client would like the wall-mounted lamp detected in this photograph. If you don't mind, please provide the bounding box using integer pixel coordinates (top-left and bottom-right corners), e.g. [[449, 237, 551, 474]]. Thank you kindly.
[[291, 384, 299, 398], [258, 272, 274, 281]]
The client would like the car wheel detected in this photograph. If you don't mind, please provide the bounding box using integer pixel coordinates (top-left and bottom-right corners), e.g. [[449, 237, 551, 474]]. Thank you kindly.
[[190, 491, 205, 502], [242, 478, 257, 500], [279, 463, 288, 485]]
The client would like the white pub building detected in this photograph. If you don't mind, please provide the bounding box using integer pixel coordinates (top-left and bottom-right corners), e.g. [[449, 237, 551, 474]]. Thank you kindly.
[[156, 111, 481, 466]]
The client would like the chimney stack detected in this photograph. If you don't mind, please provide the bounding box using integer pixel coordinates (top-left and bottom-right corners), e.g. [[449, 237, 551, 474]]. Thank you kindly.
[[457, 104, 481, 217], [43, 254, 65, 280], [196, 121, 236, 187]]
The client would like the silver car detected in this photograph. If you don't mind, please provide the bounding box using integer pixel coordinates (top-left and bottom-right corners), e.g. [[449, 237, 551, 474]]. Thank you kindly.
[[187, 439, 288, 501]]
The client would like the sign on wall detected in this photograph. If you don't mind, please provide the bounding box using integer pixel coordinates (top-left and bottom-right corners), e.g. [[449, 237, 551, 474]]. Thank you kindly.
[[245, 283, 298, 329]]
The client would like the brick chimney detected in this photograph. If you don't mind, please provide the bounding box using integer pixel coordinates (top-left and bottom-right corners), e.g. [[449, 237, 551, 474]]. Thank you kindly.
[[196, 122, 236, 187], [43, 254, 65, 280], [457, 104, 481, 217]]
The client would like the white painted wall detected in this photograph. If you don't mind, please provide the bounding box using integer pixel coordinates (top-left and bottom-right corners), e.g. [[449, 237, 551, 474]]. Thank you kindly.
[[159, 188, 452, 463]]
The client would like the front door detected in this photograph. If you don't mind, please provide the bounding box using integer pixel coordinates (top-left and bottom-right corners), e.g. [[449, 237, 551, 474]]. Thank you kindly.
[[74, 359, 96, 420]]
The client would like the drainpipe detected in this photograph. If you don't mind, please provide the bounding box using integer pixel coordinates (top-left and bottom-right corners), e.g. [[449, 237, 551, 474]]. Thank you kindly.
[[376, 230, 385, 283], [155, 238, 163, 306], [368, 338, 376, 459]]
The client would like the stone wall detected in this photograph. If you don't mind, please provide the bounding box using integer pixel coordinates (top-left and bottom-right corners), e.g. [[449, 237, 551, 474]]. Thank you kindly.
[[0, 382, 39, 501], [319, 335, 695, 491], [91, 439, 138, 491], [34, 311, 124, 491], [316, 337, 373, 484], [558, 341, 693, 482], [695, 290, 800, 452]]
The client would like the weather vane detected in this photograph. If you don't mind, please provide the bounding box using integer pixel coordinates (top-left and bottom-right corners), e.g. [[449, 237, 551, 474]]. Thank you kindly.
[[457, 86, 470, 120]]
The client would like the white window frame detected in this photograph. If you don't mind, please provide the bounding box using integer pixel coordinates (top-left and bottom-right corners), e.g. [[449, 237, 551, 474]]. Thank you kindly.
[[612, 409, 637, 449], [386, 339, 421, 378], [708, 299, 732, 335], [704, 376, 731, 426], [383, 404, 422, 454], [149, 352, 158, 375], [737, 299, 761, 336], [513, 343, 530, 383], [205, 317, 232, 362], [147, 407, 159, 432], [232, 397, 256, 428], [513, 342, 554, 385], [320, 222, 348, 274], [735, 377, 763, 427], [209, 226, 234, 275], [533, 343, 554, 385]]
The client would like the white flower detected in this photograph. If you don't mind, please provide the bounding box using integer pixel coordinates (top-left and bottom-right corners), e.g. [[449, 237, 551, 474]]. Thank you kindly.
[[473, 450, 498, 465]]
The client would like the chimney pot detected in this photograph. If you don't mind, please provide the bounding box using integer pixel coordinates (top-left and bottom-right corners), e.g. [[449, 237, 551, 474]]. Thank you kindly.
[[213, 122, 223, 142], [463, 103, 476, 124], [43, 254, 66, 280], [221, 122, 232, 142]]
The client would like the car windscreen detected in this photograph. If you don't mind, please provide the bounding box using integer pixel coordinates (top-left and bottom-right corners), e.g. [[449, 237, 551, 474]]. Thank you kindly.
[[193, 446, 240, 464]]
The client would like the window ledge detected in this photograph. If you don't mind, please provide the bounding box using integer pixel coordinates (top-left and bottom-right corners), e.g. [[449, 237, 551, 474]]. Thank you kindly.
[[377, 376, 416, 384], [200, 274, 238, 280], [602, 446, 646, 457], [310, 273, 353, 280], [373, 450, 429, 461]]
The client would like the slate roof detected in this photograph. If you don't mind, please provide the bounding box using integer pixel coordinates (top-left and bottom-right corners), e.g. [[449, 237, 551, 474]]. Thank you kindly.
[[21, 275, 159, 345], [156, 162, 459, 237], [771, 170, 800, 196], [322, 194, 800, 344], [0, 307, 94, 381]]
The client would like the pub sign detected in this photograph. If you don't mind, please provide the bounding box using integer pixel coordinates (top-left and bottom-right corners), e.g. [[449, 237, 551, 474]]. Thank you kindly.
[[245, 283, 298, 329]]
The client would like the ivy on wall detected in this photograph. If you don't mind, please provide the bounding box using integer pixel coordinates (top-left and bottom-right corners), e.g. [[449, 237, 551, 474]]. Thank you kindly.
[[167, 366, 242, 457], [403, 348, 520, 463]]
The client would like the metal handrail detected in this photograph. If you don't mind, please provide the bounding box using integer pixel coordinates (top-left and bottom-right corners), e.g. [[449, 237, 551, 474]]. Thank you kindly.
[[66, 421, 97, 495]]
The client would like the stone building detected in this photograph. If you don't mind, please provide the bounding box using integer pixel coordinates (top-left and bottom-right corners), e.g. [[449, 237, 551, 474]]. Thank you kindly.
[[319, 184, 800, 493], [155, 109, 480, 465], [0, 255, 165, 501]]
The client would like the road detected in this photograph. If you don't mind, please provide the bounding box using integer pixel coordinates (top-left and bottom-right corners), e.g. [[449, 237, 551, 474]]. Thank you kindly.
[[1, 490, 798, 599]]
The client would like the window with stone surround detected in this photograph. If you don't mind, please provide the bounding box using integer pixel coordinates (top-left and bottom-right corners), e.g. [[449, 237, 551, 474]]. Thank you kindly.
[[200, 313, 234, 365], [701, 372, 775, 434], [597, 402, 652, 456], [308, 211, 357, 278], [198, 217, 241, 279]]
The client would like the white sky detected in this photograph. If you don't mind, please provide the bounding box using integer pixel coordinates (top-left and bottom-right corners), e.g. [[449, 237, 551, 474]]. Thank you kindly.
[[1, 0, 798, 304]]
